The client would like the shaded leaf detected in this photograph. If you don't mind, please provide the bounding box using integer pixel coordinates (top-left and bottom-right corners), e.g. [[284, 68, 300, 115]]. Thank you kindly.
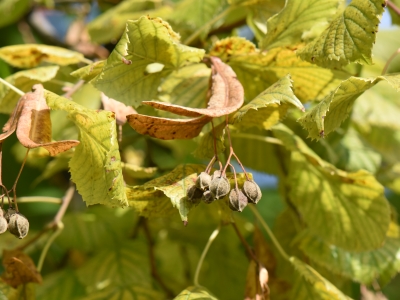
[[0, 282, 36, 300], [70, 60, 105, 82], [245, 260, 270, 300], [231, 74, 304, 129], [101, 93, 136, 125], [261, 0, 342, 49], [45, 90, 127, 207], [1, 250, 42, 288], [143, 56, 244, 118], [298, 74, 400, 140], [297, 0, 385, 68], [0, 0, 31, 29], [87, 0, 173, 44], [16, 85, 80, 156], [290, 257, 351, 300], [121, 163, 157, 179], [0, 44, 87, 68], [0, 96, 25, 142], [80, 285, 164, 300], [174, 286, 218, 299], [210, 37, 349, 101], [388, 0, 400, 25], [127, 114, 212, 140], [92, 16, 205, 107], [193, 122, 225, 159], [0, 66, 59, 114]]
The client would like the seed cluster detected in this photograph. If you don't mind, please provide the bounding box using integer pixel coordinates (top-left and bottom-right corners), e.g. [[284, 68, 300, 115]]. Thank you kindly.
[[0, 207, 29, 239]]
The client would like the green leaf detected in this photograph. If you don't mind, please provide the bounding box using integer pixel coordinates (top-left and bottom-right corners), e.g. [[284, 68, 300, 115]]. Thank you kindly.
[[80, 286, 164, 300], [193, 122, 225, 159], [261, 0, 342, 50], [0, 44, 87, 68], [0, 0, 31, 28], [87, 1, 173, 44], [288, 151, 390, 251], [36, 269, 85, 300], [92, 16, 205, 107], [297, 223, 400, 285], [231, 74, 304, 129], [122, 163, 157, 179], [298, 74, 400, 140], [297, 0, 385, 68], [388, 0, 400, 25], [290, 257, 352, 300], [70, 60, 105, 82], [174, 286, 218, 299], [45, 90, 127, 207], [210, 37, 349, 101], [0, 66, 59, 114]]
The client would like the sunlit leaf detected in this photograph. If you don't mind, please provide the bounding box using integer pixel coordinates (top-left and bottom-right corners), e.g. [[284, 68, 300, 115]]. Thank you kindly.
[[45, 90, 127, 207], [174, 286, 218, 299], [231, 74, 304, 129], [290, 257, 351, 300], [0, 0, 31, 29], [0, 44, 87, 68], [0, 66, 59, 114], [92, 16, 205, 107], [87, 0, 173, 44], [298, 74, 400, 140], [297, 0, 385, 68], [70, 60, 105, 82], [122, 163, 157, 179], [261, 0, 342, 50], [209, 37, 349, 101], [297, 222, 400, 285]]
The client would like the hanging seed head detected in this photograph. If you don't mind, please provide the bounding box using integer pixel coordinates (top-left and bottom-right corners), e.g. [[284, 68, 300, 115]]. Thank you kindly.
[[8, 213, 29, 239], [229, 189, 248, 212], [4, 208, 16, 222], [187, 185, 203, 204], [211, 170, 222, 181], [202, 190, 215, 204], [0, 217, 7, 234], [243, 180, 262, 204], [210, 175, 230, 199], [195, 172, 212, 190]]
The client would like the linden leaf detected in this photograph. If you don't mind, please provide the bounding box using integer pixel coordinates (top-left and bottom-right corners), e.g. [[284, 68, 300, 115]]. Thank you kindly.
[[70, 60, 105, 82], [209, 37, 349, 101], [92, 16, 205, 107], [0, 96, 25, 142], [261, 0, 342, 50], [0, 66, 59, 114], [143, 56, 244, 118], [290, 257, 351, 300], [1, 250, 42, 288], [101, 93, 136, 125], [193, 121, 225, 159], [174, 286, 218, 300], [0, 0, 31, 29], [16, 85, 80, 156], [45, 89, 127, 207], [0, 44, 87, 68], [297, 0, 385, 68], [231, 74, 304, 129], [298, 74, 400, 140]]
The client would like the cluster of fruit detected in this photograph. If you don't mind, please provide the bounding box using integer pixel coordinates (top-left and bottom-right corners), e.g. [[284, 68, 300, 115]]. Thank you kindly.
[[0, 207, 29, 239], [187, 170, 262, 212]]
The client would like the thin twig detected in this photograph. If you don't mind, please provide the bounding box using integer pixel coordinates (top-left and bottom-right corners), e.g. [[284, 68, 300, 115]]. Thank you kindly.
[[142, 218, 175, 298], [387, 1, 400, 16], [194, 225, 221, 286], [382, 48, 400, 75], [11, 149, 30, 212], [0, 77, 25, 96], [15, 197, 62, 204], [231, 222, 261, 265], [62, 79, 85, 99]]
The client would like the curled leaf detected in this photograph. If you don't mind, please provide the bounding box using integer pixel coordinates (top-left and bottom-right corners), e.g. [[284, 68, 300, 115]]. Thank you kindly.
[[0, 96, 25, 142], [101, 93, 136, 125], [16, 84, 79, 156], [143, 56, 244, 118]]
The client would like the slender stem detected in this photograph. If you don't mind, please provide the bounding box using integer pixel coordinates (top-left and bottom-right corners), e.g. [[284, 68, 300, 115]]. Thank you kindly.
[[387, 1, 400, 16], [230, 132, 283, 146], [231, 222, 261, 264], [15, 197, 62, 204], [0, 143, 3, 189], [80, 57, 93, 65], [0, 77, 25, 96], [205, 155, 217, 174], [228, 163, 239, 190], [194, 225, 221, 286], [11, 149, 30, 212], [37, 223, 64, 272], [249, 205, 290, 262], [382, 48, 400, 75], [63, 79, 84, 99], [184, 6, 235, 45], [142, 219, 175, 298]]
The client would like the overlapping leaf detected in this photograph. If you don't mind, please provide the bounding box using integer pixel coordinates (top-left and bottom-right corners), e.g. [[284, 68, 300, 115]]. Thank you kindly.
[[231, 74, 304, 129], [0, 44, 87, 68], [298, 74, 400, 140], [45, 90, 127, 207], [193, 122, 225, 159], [0, 0, 31, 29], [261, 0, 342, 50], [273, 124, 390, 251], [174, 286, 218, 299], [91, 16, 205, 107], [209, 37, 349, 101], [101, 93, 136, 125], [0, 66, 59, 114], [297, 0, 385, 68], [70, 60, 104, 82]]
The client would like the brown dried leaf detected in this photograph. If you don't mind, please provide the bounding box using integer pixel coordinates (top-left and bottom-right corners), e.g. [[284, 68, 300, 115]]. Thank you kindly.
[[101, 93, 136, 125], [126, 114, 212, 140], [244, 260, 270, 300], [16, 84, 79, 156], [0, 96, 26, 142], [143, 56, 244, 117], [1, 249, 42, 288]]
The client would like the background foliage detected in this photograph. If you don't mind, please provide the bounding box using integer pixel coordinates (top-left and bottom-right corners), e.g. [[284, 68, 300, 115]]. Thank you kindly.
[[1, 0, 400, 299]]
